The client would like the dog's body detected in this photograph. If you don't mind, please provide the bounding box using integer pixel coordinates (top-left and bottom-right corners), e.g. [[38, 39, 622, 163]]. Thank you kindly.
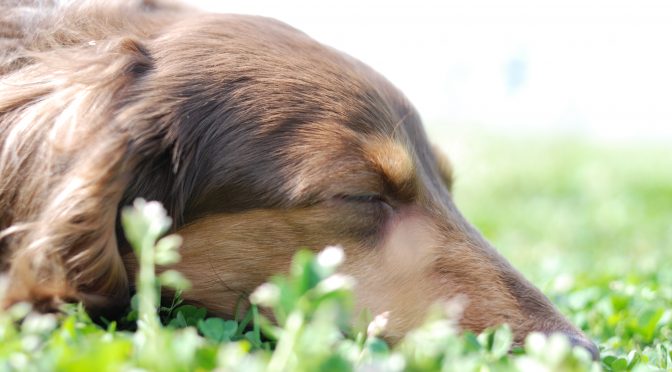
[[0, 0, 597, 356]]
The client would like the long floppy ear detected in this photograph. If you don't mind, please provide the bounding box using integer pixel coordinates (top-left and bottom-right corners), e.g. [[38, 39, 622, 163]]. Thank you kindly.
[[0, 38, 156, 313]]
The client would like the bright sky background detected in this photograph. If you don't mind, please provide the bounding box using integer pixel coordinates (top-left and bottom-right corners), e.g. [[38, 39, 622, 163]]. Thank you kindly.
[[191, 1, 672, 142]]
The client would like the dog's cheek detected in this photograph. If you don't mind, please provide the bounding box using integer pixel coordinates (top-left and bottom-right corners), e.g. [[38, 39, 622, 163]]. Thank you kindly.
[[164, 207, 367, 317], [338, 211, 445, 340], [164, 206, 445, 331]]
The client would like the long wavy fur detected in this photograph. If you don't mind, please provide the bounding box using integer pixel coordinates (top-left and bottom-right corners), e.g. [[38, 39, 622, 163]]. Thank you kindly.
[[0, 0, 182, 312]]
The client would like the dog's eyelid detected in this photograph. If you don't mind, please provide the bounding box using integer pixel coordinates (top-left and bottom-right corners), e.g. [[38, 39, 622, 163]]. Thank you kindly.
[[343, 194, 386, 203], [335, 193, 399, 211], [329, 191, 377, 201]]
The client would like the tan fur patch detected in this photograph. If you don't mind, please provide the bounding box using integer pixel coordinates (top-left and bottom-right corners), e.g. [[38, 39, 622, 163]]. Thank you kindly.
[[139, 207, 363, 315], [362, 138, 416, 200]]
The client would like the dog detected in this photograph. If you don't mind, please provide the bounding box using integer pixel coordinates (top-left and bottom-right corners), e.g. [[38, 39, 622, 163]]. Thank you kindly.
[[0, 0, 597, 358]]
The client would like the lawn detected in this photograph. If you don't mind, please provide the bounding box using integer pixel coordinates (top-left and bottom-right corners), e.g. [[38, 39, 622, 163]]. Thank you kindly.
[[1, 132, 670, 371]]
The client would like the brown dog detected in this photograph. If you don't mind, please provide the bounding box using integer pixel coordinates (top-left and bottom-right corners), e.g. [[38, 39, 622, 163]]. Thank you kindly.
[[0, 0, 597, 357]]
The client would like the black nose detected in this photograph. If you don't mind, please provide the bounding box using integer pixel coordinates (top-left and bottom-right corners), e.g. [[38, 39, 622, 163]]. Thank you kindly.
[[567, 333, 600, 361]]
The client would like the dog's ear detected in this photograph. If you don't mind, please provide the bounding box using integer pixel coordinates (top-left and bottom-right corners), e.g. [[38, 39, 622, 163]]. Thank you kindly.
[[431, 145, 454, 191], [0, 38, 156, 314]]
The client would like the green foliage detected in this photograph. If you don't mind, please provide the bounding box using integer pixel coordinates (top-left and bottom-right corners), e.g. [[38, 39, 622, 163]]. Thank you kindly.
[[0, 136, 670, 371]]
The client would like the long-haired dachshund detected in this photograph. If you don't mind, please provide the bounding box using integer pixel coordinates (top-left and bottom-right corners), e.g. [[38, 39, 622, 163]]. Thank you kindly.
[[0, 0, 597, 357]]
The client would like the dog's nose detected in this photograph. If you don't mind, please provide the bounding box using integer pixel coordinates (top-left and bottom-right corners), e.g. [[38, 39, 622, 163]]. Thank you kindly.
[[566, 333, 600, 361]]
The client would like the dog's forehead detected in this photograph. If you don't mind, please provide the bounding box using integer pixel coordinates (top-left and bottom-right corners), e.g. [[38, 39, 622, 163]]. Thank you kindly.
[[155, 14, 415, 129], [156, 15, 443, 216], [278, 129, 418, 201]]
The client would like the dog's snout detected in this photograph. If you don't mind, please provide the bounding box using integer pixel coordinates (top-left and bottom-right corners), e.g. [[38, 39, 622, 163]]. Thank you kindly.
[[566, 333, 600, 361]]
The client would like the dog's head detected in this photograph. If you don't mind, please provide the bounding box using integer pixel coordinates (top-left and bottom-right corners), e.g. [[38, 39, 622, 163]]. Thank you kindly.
[[0, 2, 596, 357]]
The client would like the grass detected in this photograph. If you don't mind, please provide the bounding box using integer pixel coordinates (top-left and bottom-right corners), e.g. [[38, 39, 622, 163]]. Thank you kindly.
[[0, 133, 670, 371]]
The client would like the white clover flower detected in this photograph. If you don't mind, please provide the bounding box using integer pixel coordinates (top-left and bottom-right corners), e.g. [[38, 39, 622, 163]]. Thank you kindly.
[[316, 273, 355, 294], [250, 283, 280, 306], [317, 245, 345, 270], [136, 199, 171, 235], [525, 332, 548, 356], [367, 311, 390, 338]]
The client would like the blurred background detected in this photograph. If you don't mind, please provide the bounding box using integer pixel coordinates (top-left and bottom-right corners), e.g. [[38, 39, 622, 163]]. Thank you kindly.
[[190, 0, 671, 286], [193, 0, 672, 142]]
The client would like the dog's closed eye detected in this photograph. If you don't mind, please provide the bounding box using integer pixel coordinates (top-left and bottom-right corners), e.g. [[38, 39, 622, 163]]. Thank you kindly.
[[341, 194, 387, 204], [329, 193, 394, 217], [338, 194, 395, 221]]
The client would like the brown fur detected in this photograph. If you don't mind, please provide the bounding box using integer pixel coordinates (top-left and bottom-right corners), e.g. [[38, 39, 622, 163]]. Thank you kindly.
[[0, 0, 596, 356]]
